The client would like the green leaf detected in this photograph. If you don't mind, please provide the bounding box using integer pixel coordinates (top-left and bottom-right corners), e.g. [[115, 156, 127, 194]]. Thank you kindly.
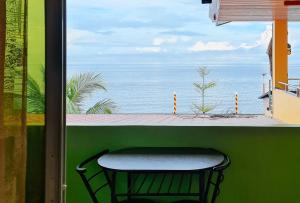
[[66, 73, 107, 108], [26, 68, 117, 115], [197, 66, 209, 77], [27, 74, 45, 113], [86, 99, 117, 114], [66, 96, 81, 114], [192, 103, 216, 114]]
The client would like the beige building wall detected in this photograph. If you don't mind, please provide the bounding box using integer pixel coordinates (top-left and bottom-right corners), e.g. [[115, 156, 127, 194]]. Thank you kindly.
[[272, 89, 300, 124]]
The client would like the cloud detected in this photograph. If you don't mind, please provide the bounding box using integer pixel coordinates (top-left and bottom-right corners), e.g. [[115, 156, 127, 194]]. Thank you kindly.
[[259, 25, 272, 47], [229, 22, 253, 26], [153, 36, 191, 46], [229, 22, 269, 27], [159, 30, 203, 36], [67, 28, 98, 44], [70, 0, 201, 12], [96, 30, 114, 35], [68, 0, 207, 30], [238, 25, 272, 49], [289, 23, 300, 46], [189, 25, 273, 52], [153, 37, 178, 46], [135, 47, 163, 53], [189, 41, 237, 51], [239, 43, 259, 49]]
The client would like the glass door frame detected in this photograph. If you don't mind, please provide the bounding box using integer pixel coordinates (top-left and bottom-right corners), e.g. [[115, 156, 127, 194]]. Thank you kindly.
[[45, 0, 66, 202]]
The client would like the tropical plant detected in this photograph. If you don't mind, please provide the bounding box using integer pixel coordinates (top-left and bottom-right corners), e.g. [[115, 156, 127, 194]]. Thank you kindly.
[[27, 67, 116, 114], [66, 72, 117, 114], [192, 66, 216, 115], [27, 68, 45, 113]]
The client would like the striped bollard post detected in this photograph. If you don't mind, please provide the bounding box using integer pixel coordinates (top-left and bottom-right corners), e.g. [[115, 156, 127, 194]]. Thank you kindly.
[[235, 92, 239, 115], [173, 91, 177, 115]]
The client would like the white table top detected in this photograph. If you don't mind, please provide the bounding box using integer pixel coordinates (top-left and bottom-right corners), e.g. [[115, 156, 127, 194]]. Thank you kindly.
[[98, 147, 225, 171]]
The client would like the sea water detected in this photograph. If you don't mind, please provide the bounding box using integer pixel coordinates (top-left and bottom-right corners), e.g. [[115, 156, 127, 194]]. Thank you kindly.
[[68, 63, 300, 114]]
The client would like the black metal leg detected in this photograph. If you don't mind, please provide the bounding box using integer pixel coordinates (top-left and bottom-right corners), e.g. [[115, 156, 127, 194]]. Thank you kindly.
[[211, 171, 223, 203], [199, 171, 205, 203], [127, 173, 131, 200], [103, 170, 117, 203], [111, 172, 117, 203], [103, 170, 225, 203], [204, 170, 213, 203]]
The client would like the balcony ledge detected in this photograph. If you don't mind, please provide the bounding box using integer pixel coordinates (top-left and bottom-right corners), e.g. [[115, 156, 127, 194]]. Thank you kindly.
[[66, 114, 284, 127]]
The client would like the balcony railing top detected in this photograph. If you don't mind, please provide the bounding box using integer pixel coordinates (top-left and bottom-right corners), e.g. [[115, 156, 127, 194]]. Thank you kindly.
[[277, 79, 300, 98]]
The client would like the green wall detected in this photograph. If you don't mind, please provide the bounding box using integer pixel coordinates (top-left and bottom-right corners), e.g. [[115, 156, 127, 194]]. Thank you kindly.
[[26, 126, 45, 203], [28, 0, 45, 82], [67, 126, 300, 203], [26, 0, 45, 201]]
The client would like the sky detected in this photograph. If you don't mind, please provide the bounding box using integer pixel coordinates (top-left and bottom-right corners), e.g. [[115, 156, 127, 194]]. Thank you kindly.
[[67, 0, 300, 66]]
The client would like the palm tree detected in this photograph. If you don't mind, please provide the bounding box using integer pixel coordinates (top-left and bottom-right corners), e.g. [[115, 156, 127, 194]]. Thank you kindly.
[[27, 68, 116, 114], [66, 72, 116, 114]]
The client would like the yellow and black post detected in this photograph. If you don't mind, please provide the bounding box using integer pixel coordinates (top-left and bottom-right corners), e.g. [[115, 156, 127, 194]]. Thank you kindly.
[[173, 91, 177, 115], [235, 92, 239, 114]]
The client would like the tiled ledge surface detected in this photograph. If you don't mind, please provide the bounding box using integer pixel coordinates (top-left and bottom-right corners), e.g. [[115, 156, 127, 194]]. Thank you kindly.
[[66, 114, 282, 126]]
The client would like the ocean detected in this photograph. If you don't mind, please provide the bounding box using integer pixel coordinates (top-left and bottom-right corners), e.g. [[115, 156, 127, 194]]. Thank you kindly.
[[67, 64, 300, 114]]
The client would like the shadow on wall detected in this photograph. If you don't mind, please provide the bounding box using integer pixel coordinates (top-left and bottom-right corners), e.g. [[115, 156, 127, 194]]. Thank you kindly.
[[26, 126, 45, 203]]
